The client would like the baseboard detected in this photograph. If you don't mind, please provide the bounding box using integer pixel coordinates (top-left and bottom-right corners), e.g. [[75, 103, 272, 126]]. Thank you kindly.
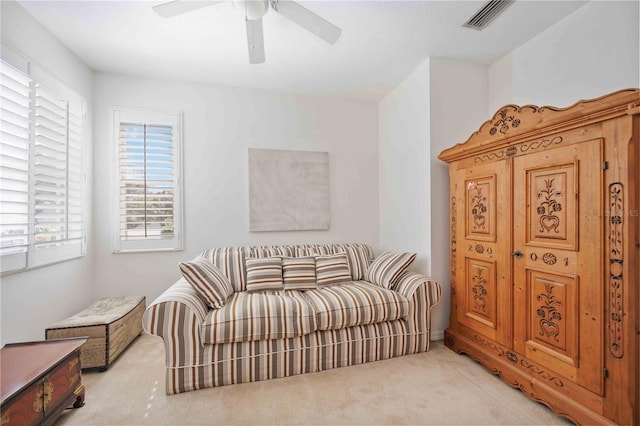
[[430, 329, 444, 341]]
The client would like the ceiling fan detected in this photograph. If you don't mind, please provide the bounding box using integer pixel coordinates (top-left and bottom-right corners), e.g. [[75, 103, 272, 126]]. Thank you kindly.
[[153, 0, 342, 64]]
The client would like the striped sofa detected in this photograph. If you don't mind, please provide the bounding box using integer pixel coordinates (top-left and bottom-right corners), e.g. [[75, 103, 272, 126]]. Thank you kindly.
[[143, 243, 441, 394]]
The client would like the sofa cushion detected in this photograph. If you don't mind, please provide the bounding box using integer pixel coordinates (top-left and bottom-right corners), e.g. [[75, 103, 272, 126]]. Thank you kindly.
[[245, 257, 284, 292], [295, 244, 333, 257], [200, 247, 247, 292], [248, 246, 294, 258], [344, 244, 373, 280], [365, 252, 417, 289], [202, 291, 317, 344], [282, 256, 317, 290], [302, 281, 410, 331], [179, 257, 234, 309], [315, 253, 352, 287]]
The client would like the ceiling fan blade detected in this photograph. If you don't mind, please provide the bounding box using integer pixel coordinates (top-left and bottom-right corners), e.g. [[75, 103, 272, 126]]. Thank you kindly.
[[246, 18, 266, 64], [272, 0, 342, 44], [153, 0, 224, 18]]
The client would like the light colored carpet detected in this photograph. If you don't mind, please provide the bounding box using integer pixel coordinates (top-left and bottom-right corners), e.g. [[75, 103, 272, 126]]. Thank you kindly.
[[57, 333, 571, 425]]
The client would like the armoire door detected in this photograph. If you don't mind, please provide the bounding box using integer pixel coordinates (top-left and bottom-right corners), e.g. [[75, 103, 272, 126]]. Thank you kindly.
[[454, 159, 511, 346], [513, 138, 604, 395]]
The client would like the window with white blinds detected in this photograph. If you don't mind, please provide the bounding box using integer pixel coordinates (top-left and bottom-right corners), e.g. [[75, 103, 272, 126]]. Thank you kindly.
[[0, 57, 86, 274], [113, 109, 182, 252]]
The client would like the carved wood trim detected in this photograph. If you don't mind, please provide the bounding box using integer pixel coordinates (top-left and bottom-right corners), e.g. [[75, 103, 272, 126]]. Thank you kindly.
[[439, 89, 640, 163], [451, 196, 457, 281], [608, 183, 624, 359], [474, 136, 565, 164], [473, 334, 504, 356], [520, 359, 564, 387]]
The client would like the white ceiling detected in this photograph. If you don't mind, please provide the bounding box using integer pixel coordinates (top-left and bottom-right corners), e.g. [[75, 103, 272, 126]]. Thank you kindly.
[[17, 0, 588, 102]]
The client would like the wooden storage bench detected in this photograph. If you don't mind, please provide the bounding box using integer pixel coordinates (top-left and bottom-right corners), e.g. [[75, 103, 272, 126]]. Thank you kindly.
[[45, 296, 145, 371]]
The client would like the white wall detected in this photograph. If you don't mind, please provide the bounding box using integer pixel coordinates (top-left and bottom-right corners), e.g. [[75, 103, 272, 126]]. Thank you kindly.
[[377, 58, 488, 340], [0, 1, 94, 344], [378, 60, 430, 270], [429, 59, 489, 339], [92, 73, 379, 303], [378, 60, 442, 335], [489, 0, 639, 111]]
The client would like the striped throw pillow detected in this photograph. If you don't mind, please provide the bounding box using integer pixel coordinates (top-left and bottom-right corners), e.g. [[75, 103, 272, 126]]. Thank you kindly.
[[282, 257, 317, 290], [245, 257, 284, 292], [200, 247, 247, 292], [315, 253, 352, 287], [365, 252, 417, 289], [179, 257, 234, 309], [344, 245, 373, 280]]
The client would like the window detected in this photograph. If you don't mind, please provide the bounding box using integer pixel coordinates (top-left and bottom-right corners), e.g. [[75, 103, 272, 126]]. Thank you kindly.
[[113, 109, 182, 252], [1, 55, 87, 275]]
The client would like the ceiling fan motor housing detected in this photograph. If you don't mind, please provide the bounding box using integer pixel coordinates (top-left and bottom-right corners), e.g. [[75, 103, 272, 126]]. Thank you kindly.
[[232, 0, 269, 20]]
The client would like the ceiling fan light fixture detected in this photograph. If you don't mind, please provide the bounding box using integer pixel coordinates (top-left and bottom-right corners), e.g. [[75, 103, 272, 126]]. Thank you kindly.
[[233, 0, 269, 20], [153, 0, 342, 64]]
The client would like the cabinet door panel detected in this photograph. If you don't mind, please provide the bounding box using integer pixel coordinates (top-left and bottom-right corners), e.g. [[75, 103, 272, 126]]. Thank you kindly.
[[525, 269, 579, 380], [454, 160, 510, 345], [1, 384, 43, 426], [464, 257, 497, 329], [513, 139, 604, 395]]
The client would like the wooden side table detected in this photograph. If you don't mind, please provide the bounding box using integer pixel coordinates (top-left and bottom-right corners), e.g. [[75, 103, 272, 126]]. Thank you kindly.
[[1, 337, 87, 426]]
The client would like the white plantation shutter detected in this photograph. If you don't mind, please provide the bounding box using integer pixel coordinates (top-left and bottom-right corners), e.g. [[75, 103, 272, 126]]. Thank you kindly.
[[0, 62, 31, 271], [114, 109, 182, 252], [0, 53, 86, 274], [67, 100, 84, 242], [34, 84, 68, 245], [31, 80, 85, 266]]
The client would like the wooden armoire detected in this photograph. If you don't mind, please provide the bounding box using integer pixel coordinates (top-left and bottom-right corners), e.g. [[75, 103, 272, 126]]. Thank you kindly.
[[439, 89, 639, 425]]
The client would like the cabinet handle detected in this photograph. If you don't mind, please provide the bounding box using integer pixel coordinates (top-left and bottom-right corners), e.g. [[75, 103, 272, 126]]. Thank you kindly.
[[511, 250, 523, 259]]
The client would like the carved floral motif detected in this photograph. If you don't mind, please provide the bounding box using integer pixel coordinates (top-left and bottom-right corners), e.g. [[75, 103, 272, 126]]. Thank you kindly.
[[470, 186, 488, 230], [505, 146, 517, 157], [489, 108, 521, 135], [537, 178, 562, 233], [536, 283, 563, 342], [471, 268, 488, 313]]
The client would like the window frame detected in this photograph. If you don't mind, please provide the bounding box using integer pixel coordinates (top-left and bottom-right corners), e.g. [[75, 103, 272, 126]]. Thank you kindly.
[[112, 107, 184, 253], [1, 48, 87, 276]]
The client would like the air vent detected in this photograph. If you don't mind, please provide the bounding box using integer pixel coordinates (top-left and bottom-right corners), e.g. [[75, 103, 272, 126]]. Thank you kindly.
[[463, 0, 514, 30]]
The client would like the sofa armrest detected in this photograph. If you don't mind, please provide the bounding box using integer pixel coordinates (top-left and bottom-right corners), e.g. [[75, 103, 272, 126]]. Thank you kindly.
[[392, 272, 442, 333], [142, 278, 209, 367]]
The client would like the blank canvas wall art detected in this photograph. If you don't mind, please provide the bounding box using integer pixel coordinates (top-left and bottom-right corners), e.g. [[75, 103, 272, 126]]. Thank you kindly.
[[249, 148, 330, 232]]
